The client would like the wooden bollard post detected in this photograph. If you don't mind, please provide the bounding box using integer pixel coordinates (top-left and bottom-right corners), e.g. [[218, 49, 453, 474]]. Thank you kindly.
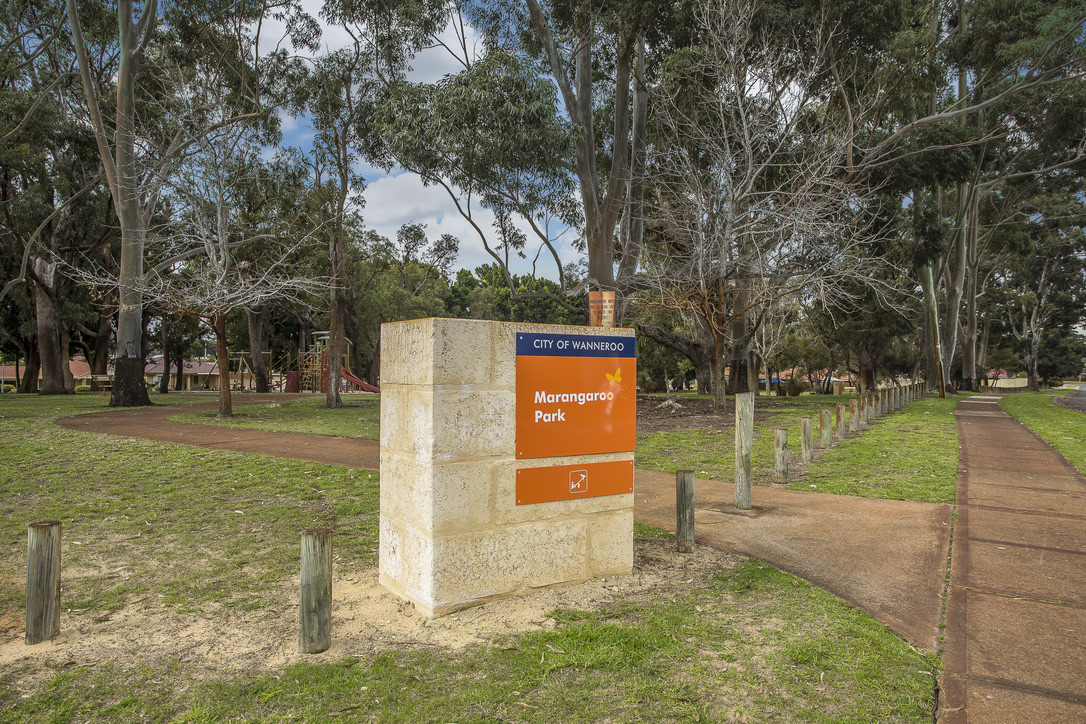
[[849, 400, 859, 432], [801, 417, 814, 463], [676, 470, 695, 553], [299, 528, 333, 654], [774, 428, 789, 481], [836, 403, 846, 439], [26, 521, 61, 645], [820, 409, 832, 448], [871, 392, 878, 418], [857, 395, 867, 427], [735, 392, 754, 510], [877, 390, 885, 416]]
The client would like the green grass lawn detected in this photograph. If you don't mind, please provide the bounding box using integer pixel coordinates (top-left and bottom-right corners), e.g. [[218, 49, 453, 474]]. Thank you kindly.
[[636, 393, 852, 482], [167, 395, 381, 439], [637, 392, 960, 504], [798, 396, 961, 503], [999, 389, 1086, 475], [0, 394, 940, 722], [0, 395, 379, 617]]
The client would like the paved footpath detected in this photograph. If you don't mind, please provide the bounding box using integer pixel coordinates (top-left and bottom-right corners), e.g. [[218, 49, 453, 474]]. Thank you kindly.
[[941, 394, 1086, 722]]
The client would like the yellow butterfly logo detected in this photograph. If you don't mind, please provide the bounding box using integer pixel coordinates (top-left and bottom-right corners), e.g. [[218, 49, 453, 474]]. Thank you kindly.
[[605, 368, 622, 384]]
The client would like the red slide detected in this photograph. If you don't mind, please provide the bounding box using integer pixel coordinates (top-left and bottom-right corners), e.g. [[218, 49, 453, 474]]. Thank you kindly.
[[341, 367, 380, 393]]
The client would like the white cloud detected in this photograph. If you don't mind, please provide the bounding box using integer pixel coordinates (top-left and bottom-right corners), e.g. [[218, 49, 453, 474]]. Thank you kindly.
[[251, 8, 584, 283]]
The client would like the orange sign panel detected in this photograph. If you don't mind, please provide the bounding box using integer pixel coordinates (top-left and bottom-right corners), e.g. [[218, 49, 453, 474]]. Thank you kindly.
[[516, 460, 634, 505], [515, 332, 637, 459]]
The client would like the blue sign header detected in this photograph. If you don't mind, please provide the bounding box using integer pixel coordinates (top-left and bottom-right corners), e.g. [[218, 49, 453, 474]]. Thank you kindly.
[[516, 332, 636, 358]]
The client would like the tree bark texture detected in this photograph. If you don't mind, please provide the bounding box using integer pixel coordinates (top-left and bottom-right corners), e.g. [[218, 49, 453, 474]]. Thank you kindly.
[[247, 306, 269, 393], [213, 313, 232, 417], [33, 259, 69, 395]]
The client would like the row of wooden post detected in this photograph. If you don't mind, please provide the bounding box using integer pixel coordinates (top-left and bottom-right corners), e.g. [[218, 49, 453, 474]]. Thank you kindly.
[[24, 521, 335, 655], [769, 383, 926, 485], [675, 383, 927, 551]]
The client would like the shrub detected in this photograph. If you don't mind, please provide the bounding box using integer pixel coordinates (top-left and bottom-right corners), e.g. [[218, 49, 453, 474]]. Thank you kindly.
[[786, 377, 804, 396], [75, 385, 92, 392]]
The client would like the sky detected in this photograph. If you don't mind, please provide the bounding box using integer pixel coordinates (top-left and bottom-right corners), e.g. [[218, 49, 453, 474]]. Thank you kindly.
[[258, 2, 579, 282]]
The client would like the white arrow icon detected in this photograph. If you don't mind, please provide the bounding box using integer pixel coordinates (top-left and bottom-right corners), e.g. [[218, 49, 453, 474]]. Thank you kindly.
[[569, 469, 588, 494]]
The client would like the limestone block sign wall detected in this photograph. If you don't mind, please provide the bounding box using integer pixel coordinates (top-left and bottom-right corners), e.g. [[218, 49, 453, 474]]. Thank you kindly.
[[379, 318, 636, 618]]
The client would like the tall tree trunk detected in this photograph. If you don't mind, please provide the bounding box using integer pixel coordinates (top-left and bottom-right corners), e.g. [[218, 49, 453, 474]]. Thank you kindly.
[[33, 258, 69, 395], [89, 309, 113, 391], [60, 323, 74, 393], [19, 344, 40, 393], [213, 313, 232, 416], [326, 233, 347, 409], [175, 354, 184, 391], [246, 306, 269, 393], [920, 264, 946, 397], [615, 37, 647, 323], [367, 324, 381, 387], [159, 319, 171, 394]]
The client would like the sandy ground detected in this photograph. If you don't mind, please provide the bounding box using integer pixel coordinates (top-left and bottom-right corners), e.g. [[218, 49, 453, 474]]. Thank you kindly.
[[1, 537, 739, 692]]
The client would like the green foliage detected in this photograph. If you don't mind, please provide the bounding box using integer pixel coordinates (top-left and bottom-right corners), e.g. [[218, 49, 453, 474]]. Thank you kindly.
[[443, 263, 585, 324]]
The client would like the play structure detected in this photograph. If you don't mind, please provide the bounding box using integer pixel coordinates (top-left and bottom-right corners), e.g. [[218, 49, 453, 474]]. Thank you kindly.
[[292, 331, 379, 394]]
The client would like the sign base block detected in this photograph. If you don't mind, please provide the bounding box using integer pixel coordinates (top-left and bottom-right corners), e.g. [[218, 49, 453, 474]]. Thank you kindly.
[[379, 318, 635, 617]]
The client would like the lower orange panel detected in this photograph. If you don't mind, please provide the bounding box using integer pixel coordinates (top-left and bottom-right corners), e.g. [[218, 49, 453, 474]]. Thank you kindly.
[[515, 460, 634, 506]]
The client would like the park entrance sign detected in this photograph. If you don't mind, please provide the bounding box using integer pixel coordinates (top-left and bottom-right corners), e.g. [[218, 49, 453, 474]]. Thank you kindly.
[[379, 318, 636, 617], [515, 332, 636, 504]]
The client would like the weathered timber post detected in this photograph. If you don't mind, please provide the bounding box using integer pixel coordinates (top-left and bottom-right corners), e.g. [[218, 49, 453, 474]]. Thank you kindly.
[[735, 392, 754, 510], [849, 400, 859, 432], [870, 392, 878, 419], [676, 470, 695, 553], [774, 428, 789, 481], [299, 527, 333, 654], [26, 521, 61, 645], [877, 390, 885, 416], [801, 417, 814, 463], [836, 403, 846, 439], [858, 395, 867, 427], [820, 409, 832, 448]]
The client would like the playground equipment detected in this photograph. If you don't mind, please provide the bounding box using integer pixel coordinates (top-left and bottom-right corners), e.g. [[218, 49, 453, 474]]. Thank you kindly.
[[296, 332, 379, 394]]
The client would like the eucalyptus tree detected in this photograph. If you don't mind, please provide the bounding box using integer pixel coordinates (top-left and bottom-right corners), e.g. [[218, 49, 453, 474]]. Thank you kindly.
[[384, 0, 682, 317], [347, 224, 457, 384], [638, 0, 892, 409], [287, 0, 446, 408], [992, 188, 1086, 391], [122, 134, 324, 417], [375, 47, 583, 314], [838, 0, 1086, 392], [0, 0, 119, 394], [63, 0, 310, 405]]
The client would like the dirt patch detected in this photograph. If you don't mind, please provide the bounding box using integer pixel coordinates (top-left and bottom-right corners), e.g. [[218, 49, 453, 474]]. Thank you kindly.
[[0, 538, 739, 691], [636, 395, 797, 435]]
